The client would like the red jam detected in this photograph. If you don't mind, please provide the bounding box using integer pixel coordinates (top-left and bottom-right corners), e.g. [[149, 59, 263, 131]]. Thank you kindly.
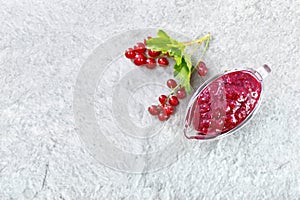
[[193, 70, 262, 136]]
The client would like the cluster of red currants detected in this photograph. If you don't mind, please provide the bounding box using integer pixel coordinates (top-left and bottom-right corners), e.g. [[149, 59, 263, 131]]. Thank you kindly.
[[124, 38, 169, 69], [148, 79, 187, 121], [124, 37, 209, 121]]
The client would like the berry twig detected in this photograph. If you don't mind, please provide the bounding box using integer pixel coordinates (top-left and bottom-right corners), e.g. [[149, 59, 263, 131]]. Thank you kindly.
[[124, 30, 211, 121], [148, 79, 186, 121], [193, 33, 211, 74], [182, 33, 211, 46]]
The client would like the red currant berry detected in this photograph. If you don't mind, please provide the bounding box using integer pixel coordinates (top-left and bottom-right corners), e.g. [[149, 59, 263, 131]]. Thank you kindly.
[[148, 49, 161, 58], [133, 53, 146, 66], [176, 88, 186, 99], [199, 103, 210, 113], [158, 95, 168, 105], [125, 48, 136, 59], [200, 119, 211, 129], [166, 79, 177, 89], [197, 61, 208, 76], [163, 105, 175, 116], [235, 108, 247, 121], [134, 42, 146, 54], [148, 105, 159, 115], [169, 96, 179, 106], [158, 57, 169, 67], [145, 58, 156, 69], [158, 112, 169, 121]]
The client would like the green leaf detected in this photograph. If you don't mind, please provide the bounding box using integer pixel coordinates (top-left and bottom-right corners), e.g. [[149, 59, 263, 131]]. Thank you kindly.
[[157, 30, 170, 39], [174, 55, 182, 65], [146, 30, 195, 94], [174, 54, 192, 93], [183, 53, 192, 70], [146, 30, 185, 58]]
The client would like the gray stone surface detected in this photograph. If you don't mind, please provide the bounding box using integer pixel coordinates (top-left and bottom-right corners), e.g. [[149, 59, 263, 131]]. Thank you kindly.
[[0, 0, 300, 199]]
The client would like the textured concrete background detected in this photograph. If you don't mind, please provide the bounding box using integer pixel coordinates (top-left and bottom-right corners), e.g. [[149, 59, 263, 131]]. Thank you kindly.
[[0, 0, 300, 199]]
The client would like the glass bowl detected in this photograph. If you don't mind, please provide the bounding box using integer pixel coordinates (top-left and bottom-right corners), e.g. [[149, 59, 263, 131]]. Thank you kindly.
[[184, 64, 271, 140]]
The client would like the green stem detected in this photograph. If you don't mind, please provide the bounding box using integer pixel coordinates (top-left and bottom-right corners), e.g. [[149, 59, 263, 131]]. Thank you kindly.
[[169, 84, 181, 95], [192, 34, 211, 74], [164, 84, 182, 103], [183, 33, 210, 46], [164, 33, 211, 98]]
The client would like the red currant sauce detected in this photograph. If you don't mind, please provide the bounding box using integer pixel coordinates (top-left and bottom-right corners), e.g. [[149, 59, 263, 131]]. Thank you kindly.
[[193, 70, 262, 137]]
